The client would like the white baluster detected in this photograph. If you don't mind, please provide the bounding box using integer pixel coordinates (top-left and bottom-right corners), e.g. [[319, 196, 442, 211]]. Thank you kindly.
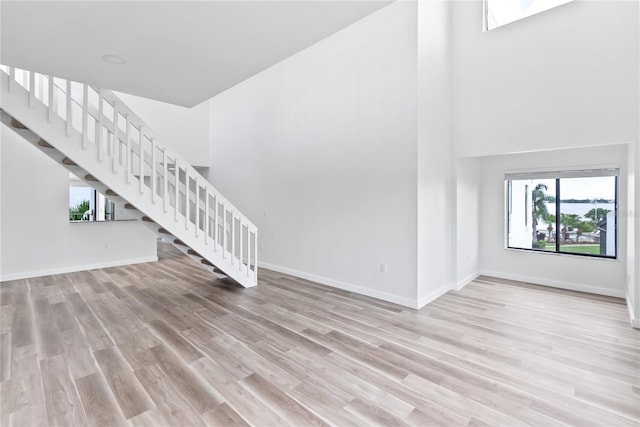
[[151, 139, 156, 204], [239, 223, 243, 271], [97, 92, 104, 162], [65, 80, 72, 136], [8, 67, 14, 90], [47, 75, 54, 122], [213, 197, 218, 252], [185, 170, 190, 231], [195, 179, 200, 238], [222, 207, 226, 259], [253, 230, 258, 282], [230, 214, 235, 265], [139, 127, 144, 194], [112, 101, 118, 173], [82, 84, 88, 149], [125, 115, 131, 184], [94, 120, 101, 158], [247, 229, 251, 277], [163, 150, 168, 213], [174, 160, 179, 221], [28, 71, 35, 107], [204, 191, 209, 245]]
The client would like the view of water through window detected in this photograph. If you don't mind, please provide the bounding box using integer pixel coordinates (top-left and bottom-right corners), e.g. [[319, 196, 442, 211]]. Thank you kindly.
[[507, 173, 617, 258]]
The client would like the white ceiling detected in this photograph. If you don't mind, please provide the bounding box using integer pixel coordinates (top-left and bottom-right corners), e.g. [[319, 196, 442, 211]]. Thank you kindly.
[[1, 1, 391, 107]]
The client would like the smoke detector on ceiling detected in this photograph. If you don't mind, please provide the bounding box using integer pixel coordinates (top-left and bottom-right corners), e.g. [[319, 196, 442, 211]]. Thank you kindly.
[[102, 54, 125, 65]]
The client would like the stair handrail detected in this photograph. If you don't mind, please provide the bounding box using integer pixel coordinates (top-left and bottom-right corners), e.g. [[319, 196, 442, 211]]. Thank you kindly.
[[45, 74, 254, 229]]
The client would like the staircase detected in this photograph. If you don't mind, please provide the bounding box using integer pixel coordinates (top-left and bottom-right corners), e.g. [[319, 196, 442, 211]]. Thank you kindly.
[[0, 66, 258, 288]]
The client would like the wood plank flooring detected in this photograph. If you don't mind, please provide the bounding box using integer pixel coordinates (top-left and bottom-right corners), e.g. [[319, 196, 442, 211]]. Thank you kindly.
[[1, 242, 638, 426]]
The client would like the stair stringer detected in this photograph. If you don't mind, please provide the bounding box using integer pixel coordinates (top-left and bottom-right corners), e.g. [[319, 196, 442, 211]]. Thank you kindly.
[[1, 71, 256, 287]]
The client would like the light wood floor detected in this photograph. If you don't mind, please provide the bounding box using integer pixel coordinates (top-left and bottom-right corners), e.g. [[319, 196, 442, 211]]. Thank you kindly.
[[1, 243, 638, 426]]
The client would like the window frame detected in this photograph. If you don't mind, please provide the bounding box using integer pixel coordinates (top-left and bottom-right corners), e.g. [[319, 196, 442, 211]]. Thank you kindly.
[[505, 169, 619, 260], [69, 185, 116, 222]]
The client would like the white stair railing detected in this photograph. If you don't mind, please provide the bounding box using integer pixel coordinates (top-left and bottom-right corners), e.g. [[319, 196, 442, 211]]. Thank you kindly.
[[1, 65, 258, 286]]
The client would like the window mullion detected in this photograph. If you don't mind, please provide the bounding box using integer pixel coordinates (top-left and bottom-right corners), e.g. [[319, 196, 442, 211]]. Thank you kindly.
[[555, 179, 560, 253]]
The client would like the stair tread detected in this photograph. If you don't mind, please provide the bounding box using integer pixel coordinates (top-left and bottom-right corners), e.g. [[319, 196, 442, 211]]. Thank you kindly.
[[10, 117, 27, 129], [105, 189, 118, 197], [62, 157, 76, 166], [38, 139, 53, 148], [85, 174, 98, 182], [141, 216, 154, 223]]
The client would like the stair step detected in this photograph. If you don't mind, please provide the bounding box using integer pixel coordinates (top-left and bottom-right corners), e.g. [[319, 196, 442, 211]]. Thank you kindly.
[[141, 216, 154, 223], [158, 228, 171, 235], [85, 174, 98, 182], [173, 239, 187, 246], [185, 249, 223, 273], [201, 260, 224, 274], [62, 157, 76, 166], [38, 139, 53, 148], [105, 189, 118, 197], [10, 117, 27, 129], [124, 203, 137, 210]]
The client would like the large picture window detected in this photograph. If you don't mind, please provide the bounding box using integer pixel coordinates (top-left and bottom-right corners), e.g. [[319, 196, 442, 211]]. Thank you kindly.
[[506, 169, 618, 258]]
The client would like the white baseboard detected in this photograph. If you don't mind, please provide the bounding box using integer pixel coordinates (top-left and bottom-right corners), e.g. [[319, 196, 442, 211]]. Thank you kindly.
[[627, 296, 640, 329], [414, 272, 480, 309], [416, 283, 451, 309], [479, 269, 626, 298], [454, 273, 479, 291], [258, 261, 420, 309], [0, 256, 158, 282]]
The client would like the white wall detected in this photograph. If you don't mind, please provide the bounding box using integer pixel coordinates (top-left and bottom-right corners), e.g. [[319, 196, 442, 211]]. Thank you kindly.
[[416, 0, 454, 305], [636, 0, 640, 328], [631, 0, 640, 326], [208, 1, 420, 306], [451, 0, 638, 319], [635, 139, 640, 327], [478, 144, 628, 297], [454, 157, 480, 289], [0, 125, 157, 281], [626, 142, 635, 322], [115, 92, 211, 167], [629, 141, 640, 327], [452, 0, 639, 157]]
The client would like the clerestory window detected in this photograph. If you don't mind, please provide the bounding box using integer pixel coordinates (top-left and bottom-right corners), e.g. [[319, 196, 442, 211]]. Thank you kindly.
[[484, 0, 574, 31]]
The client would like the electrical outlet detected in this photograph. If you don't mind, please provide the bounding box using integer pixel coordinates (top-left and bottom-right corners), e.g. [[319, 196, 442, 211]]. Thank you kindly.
[[380, 263, 387, 273]]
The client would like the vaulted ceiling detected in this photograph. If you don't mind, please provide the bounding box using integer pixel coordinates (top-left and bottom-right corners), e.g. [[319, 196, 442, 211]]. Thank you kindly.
[[1, 1, 391, 106]]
